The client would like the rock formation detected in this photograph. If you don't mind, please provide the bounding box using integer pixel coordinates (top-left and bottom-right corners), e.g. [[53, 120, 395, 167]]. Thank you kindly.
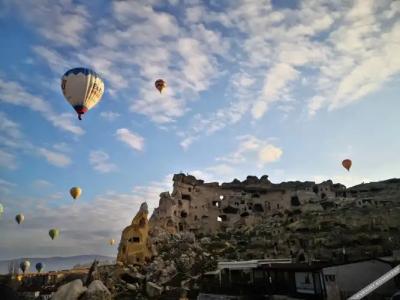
[[117, 202, 152, 265], [148, 174, 400, 262]]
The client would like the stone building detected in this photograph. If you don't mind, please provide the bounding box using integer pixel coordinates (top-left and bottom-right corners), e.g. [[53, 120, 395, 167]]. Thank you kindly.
[[117, 202, 152, 265]]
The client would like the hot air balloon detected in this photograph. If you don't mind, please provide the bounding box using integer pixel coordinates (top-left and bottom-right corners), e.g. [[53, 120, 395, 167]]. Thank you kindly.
[[35, 262, 44, 273], [0, 203, 3, 216], [70, 187, 82, 200], [155, 79, 166, 93], [219, 195, 224, 200], [342, 159, 352, 171], [20, 261, 30, 273], [109, 239, 115, 246], [61, 68, 105, 120], [15, 214, 24, 224], [49, 229, 60, 240]]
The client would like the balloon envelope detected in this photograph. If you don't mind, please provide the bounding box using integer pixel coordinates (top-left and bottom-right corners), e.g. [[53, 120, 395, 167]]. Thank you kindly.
[[342, 159, 352, 171], [0, 203, 3, 215], [155, 79, 166, 93], [15, 214, 24, 224], [61, 68, 105, 120], [109, 239, 115, 246], [70, 187, 82, 200], [20, 261, 30, 273], [35, 262, 44, 273], [49, 229, 60, 240]]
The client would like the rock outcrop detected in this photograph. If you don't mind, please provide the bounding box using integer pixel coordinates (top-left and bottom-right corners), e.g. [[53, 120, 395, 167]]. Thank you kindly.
[[82, 280, 111, 300], [117, 202, 152, 265], [148, 174, 400, 263], [51, 279, 87, 300]]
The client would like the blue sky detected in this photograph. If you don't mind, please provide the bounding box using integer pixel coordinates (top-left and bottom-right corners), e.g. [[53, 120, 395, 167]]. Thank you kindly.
[[0, 0, 399, 260]]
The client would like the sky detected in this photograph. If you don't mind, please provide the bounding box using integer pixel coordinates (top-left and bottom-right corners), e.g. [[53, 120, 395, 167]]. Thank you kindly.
[[0, 0, 399, 260]]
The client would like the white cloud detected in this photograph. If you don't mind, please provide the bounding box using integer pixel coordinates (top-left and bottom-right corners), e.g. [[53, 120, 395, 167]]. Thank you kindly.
[[180, 0, 400, 147], [10, 0, 89, 47], [100, 111, 121, 121], [32, 179, 52, 188], [89, 150, 117, 173], [0, 77, 84, 136], [217, 135, 282, 167], [258, 145, 283, 165], [251, 63, 299, 119], [32, 46, 70, 74], [115, 128, 144, 151], [52, 142, 71, 153], [0, 112, 22, 140], [0, 178, 16, 194], [37, 148, 71, 167], [0, 149, 17, 170], [48, 113, 84, 136]]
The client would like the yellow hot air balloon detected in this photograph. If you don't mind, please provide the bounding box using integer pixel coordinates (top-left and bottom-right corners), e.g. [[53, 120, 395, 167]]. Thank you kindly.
[[61, 68, 105, 120], [49, 228, 60, 240], [155, 79, 166, 93], [70, 187, 82, 200], [109, 239, 115, 246], [342, 159, 352, 171]]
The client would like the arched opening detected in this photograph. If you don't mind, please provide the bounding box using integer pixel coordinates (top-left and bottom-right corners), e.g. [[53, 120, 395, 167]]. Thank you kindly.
[[313, 185, 319, 194], [291, 196, 300, 206]]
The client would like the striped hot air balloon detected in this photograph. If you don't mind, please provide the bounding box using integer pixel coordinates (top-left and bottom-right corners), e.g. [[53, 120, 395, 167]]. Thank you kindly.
[[61, 68, 105, 120]]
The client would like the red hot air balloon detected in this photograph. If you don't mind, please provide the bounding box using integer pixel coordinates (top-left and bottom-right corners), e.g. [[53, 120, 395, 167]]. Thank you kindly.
[[342, 159, 352, 171]]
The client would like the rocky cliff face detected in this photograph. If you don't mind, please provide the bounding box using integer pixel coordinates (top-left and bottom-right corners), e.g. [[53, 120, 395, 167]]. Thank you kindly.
[[148, 174, 400, 263]]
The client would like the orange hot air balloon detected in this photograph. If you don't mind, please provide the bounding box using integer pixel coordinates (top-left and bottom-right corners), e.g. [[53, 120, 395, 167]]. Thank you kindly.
[[155, 79, 166, 93], [342, 159, 352, 171]]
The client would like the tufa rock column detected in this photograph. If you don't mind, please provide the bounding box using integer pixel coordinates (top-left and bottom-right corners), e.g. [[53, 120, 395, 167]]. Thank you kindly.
[[117, 202, 152, 265]]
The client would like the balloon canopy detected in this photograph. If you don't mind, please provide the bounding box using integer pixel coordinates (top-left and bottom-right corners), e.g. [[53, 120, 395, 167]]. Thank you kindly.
[[35, 262, 44, 273], [155, 79, 166, 93], [15, 214, 24, 224], [0, 203, 3, 215], [70, 187, 82, 200], [20, 261, 30, 273], [342, 159, 352, 171], [109, 239, 116, 246], [49, 228, 60, 240], [61, 68, 105, 120]]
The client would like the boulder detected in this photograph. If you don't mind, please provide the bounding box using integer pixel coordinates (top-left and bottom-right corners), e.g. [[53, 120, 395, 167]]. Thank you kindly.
[[126, 283, 139, 291], [82, 280, 111, 300], [51, 279, 87, 300], [146, 281, 163, 298]]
